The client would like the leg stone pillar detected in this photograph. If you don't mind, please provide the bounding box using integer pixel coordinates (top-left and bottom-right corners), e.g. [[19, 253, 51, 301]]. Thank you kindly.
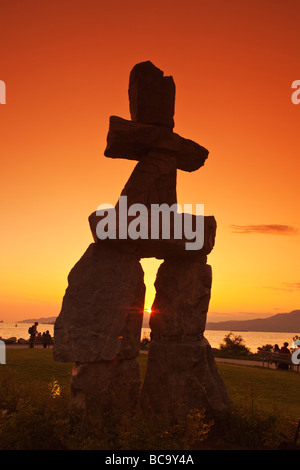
[[141, 257, 231, 419], [54, 243, 145, 418]]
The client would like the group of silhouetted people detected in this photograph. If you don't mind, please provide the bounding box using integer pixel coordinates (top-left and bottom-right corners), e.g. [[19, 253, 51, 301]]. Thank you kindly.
[[272, 342, 291, 370], [29, 321, 52, 349]]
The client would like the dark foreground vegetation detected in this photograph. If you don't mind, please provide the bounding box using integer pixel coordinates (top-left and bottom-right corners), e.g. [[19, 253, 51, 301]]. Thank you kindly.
[[0, 348, 299, 450]]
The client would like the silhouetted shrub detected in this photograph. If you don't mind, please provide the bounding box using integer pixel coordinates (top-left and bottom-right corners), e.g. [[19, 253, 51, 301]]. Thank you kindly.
[[219, 332, 250, 356]]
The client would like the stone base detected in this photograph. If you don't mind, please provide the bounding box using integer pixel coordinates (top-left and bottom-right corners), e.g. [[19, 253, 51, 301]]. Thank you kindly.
[[141, 337, 231, 420], [70, 358, 141, 421]]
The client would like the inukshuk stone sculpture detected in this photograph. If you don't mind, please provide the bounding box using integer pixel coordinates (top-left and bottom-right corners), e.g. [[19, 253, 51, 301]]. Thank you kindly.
[[54, 61, 231, 421]]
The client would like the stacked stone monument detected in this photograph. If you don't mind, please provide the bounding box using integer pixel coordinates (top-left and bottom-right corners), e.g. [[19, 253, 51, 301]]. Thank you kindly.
[[54, 61, 231, 420]]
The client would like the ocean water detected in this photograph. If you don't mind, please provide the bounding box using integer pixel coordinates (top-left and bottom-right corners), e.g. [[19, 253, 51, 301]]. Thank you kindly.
[[0, 323, 55, 342], [141, 328, 299, 352], [1, 322, 298, 353]]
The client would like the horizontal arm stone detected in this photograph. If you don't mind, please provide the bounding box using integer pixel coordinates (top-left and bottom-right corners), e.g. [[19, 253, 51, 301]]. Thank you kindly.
[[88, 209, 216, 259], [104, 116, 209, 172]]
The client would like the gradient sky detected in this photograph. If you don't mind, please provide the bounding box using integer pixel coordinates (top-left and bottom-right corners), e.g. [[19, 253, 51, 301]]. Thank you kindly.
[[0, 0, 299, 322]]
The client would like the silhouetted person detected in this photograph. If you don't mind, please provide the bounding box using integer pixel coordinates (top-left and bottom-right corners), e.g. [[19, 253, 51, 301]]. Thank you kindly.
[[271, 344, 280, 368], [29, 322, 38, 348], [278, 342, 291, 370], [280, 342, 290, 354], [42, 330, 52, 348]]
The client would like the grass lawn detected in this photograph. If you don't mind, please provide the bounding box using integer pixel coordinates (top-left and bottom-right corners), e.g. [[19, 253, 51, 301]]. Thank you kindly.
[[3, 347, 72, 386], [0, 348, 299, 449], [139, 353, 300, 421], [218, 362, 300, 421]]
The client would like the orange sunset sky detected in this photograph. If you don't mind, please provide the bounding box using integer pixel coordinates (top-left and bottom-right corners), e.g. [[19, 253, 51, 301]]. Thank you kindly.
[[0, 0, 299, 323]]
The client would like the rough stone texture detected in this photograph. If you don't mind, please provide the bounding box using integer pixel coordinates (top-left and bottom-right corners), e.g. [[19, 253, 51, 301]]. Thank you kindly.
[[117, 151, 177, 209], [129, 61, 175, 129], [89, 145, 216, 259], [150, 258, 213, 338], [141, 258, 231, 418], [70, 359, 140, 419], [141, 338, 231, 419], [104, 116, 209, 172], [54, 243, 145, 363]]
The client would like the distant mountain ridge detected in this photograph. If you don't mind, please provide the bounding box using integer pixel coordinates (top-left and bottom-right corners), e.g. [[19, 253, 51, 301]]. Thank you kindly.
[[18, 316, 57, 324], [206, 310, 300, 333], [18, 315, 151, 327], [18, 310, 300, 333]]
